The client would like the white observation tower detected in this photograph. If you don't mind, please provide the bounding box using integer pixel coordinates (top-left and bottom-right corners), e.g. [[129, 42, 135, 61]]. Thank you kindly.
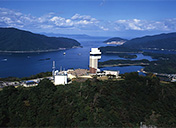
[[89, 48, 101, 74]]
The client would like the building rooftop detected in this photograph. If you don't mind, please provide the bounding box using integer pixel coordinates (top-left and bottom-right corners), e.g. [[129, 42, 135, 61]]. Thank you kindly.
[[67, 69, 89, 76]]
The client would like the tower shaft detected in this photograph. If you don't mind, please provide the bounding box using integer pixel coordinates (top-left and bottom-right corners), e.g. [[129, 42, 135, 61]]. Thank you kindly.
[[89, 48, 101, 74]]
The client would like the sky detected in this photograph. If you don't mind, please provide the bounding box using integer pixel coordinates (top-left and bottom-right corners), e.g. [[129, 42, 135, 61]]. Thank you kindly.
[[0, 0, 176, 38]]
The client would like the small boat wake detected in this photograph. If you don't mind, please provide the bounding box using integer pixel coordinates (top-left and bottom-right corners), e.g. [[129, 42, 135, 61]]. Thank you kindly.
[[1, 58, 7, 62]]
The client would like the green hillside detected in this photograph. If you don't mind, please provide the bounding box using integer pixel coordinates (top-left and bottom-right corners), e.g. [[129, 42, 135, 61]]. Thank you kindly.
[[0, 28, 80, 52], [99, 46, 141, 54], [123, 32, 176, 50]]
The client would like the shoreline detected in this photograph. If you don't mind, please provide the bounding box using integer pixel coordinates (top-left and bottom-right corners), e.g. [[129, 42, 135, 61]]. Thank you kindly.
[[99, 63, 149, 67], [0, 46, 82, 53], [105, 51, 143, 54]]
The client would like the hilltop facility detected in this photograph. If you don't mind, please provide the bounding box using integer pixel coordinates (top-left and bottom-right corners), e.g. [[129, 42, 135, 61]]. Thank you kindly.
[[51, 48, 119, 85]]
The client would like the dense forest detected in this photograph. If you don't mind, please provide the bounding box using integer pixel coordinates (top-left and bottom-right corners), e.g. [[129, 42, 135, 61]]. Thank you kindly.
[[99, 46, 141, 59], [0, 28, 80, 52], [143, 52, 176, 74], [1, 73, 176, 127], [99, 59, 150, 67], [99, 46, 142, 54]]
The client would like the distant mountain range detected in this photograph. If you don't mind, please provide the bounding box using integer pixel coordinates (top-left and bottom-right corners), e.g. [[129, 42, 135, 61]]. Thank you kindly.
[[0, 28, 80, 52], [41, 32, 91, 38], [123, 32, 176, 50], [41, 32, 110, 42]]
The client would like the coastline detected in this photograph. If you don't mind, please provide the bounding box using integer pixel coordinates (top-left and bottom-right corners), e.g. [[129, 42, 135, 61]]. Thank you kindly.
[[105, 51, 143, 54], [0, 46, 82, 53], [99, 63, 149, 67]]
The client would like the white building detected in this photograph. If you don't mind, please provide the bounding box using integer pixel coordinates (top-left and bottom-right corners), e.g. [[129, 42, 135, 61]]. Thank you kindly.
[[23, 80, 38, 87], [104, 70, 120, 78], [89, 48, 101, 74], [54, 70, 67, 85]]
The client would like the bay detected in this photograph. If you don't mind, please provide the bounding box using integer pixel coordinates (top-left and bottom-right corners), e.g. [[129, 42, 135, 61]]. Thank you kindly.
[[0, 38, 153, 78]]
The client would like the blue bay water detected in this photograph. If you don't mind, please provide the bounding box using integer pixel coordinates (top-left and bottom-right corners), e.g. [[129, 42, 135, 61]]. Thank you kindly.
[[0, 38, 153, 78]]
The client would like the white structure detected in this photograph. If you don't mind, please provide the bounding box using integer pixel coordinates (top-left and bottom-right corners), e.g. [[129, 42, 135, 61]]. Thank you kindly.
[[89, 48, 101, 74], [104, 70, 120, 78], [52, 61, 56, 77], [52, 61, 67, 85], [54, 70, 67, 85], [23, 80, 38, 87]]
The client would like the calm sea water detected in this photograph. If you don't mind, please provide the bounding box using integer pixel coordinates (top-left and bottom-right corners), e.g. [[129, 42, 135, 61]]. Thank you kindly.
[[0, 38, 153, 78]]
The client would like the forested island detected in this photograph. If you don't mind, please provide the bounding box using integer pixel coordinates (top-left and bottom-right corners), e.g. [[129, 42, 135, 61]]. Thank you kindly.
[[99, 59, 150, 67], [115, 53, 137, 59], [1, 73, 176, 127], [99, 52, 176, 74], [104, 37, 128, 45], [0, 28, 80, 53], [100, 46, 142, 54], [99, 46, 141, 59]]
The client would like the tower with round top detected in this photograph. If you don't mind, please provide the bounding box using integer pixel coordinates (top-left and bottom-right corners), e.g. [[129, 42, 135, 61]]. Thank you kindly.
[[89, 48, 101, 74]]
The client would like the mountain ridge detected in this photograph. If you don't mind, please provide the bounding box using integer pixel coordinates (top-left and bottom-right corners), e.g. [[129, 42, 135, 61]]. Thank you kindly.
[[41, 32, 110, 41], [0, 27, 80, 53], [123, 32, 176, 50]]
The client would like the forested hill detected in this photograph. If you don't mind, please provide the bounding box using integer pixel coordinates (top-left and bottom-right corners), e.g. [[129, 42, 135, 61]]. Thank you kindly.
[[123, 32, 176, 50], [1, 73, 176, 127], [99, 46, 141, 54], [0, 28, 80, 52]]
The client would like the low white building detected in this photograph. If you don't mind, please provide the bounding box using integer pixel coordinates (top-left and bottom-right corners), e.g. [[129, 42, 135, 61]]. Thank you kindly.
[[104, 70, 120, 78], [54, 70, 67, 85], [23, 80, 38, 87]]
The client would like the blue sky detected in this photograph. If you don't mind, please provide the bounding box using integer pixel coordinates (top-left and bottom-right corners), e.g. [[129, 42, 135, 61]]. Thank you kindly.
[[0, 0, 176, 38]]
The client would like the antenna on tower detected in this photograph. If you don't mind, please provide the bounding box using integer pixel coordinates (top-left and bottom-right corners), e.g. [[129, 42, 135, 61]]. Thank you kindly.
[[52, 61, 55, 76], [60, 66, 62, 72]]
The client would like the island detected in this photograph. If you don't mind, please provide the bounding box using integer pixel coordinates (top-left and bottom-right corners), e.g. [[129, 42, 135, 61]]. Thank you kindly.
[[0, 27, 81, 53], [99, 46, 142, 59], [99, 51, 176, 74], [99, 59, 150, 67], [104, 37, 128, 45]]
